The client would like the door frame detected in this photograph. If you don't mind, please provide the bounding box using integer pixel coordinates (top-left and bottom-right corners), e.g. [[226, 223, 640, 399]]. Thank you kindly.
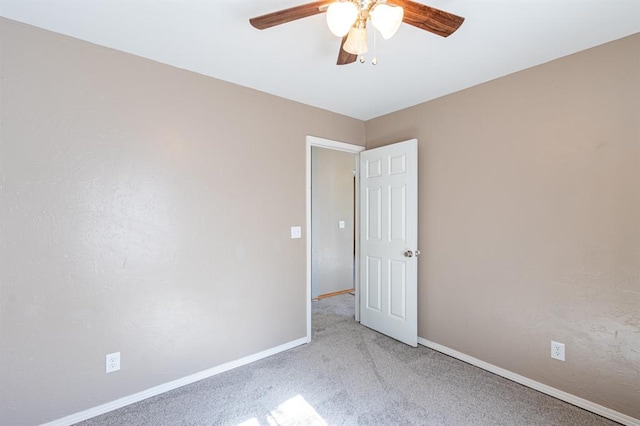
[[306, 136, 365, 342]]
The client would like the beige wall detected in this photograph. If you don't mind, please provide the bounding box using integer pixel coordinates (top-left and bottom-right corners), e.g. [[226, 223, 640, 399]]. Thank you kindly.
[[0, 18, 364, 425], [366, 33, 640, 419], [311, 147, 355, 298]]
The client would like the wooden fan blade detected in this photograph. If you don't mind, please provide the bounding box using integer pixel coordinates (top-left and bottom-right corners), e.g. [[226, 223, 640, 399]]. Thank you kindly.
[[250, 1, 333, 30], [390, 0, 464, 37], [337, 35, 357, 65]]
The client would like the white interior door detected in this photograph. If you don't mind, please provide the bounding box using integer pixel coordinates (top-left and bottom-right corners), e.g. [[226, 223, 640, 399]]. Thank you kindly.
[[359, 139, 418, 347]]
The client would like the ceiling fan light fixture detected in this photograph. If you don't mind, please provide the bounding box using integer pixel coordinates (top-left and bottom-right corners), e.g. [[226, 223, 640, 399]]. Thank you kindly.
[[326, 1, 359, 37], [370, 4, 404, 40], [249, 0, 465, 66], [344, 26, 368, 55]]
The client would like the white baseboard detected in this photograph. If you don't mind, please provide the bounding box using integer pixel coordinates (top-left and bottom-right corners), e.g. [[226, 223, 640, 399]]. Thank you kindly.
[[418, 337, 639, 426], [44, 337, 308, 426]]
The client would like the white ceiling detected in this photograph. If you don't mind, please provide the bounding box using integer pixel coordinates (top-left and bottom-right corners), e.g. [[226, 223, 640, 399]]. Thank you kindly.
[[1, 0, 639, 120]]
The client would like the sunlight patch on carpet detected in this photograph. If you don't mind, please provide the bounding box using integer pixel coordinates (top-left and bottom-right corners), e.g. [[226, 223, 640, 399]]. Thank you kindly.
[[266, 395, 327, 426], [237, 418, 261, 426]]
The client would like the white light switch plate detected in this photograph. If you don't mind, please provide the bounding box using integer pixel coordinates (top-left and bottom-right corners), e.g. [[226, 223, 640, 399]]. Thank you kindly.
[[339, 221, 345, 229], [290, 226, 302, 239]]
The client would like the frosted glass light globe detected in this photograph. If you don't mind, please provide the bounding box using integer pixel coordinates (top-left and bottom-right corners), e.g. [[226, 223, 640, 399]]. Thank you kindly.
[[371, 4, 404, 39], [326, 1, 359, 37], [344, 27, 368, 55]]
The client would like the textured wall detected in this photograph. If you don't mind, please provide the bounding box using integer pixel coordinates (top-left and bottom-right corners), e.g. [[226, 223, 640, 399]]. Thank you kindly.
[[365, 34, 640, 419], [311, 147, 355, 298], [0, 18, 364, 425]]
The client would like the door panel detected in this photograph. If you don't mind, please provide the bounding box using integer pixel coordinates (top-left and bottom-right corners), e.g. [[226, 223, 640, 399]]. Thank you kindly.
[[389, 185, 406, 242], [366, 256, 382, 311], [389, 259, 406, 320], [360, 139, 418, 347], [366, 187, 381, 240]]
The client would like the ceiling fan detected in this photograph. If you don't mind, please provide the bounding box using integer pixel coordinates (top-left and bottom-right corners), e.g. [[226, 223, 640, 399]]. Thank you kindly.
[[249, 0, 465, 65]]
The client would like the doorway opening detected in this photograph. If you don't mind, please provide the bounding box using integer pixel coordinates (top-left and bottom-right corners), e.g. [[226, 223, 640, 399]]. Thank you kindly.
[[311, 146, 356, 301], [305, 136, 364, 342]]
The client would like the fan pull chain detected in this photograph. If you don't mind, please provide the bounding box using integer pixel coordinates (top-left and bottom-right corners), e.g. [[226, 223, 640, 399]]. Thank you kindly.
[[372, 29, 378, 65]]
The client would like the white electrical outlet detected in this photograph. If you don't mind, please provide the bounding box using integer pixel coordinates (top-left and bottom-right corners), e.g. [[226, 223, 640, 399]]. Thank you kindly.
[[551, 341, 565, 361], [106, 352, 120, 373]]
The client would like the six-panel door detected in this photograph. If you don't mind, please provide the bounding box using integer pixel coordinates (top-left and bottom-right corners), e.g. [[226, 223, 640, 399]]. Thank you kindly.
[[360, 139, 418, 347]]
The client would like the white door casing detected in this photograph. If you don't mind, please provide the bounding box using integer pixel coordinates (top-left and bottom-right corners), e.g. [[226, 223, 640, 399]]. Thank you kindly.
[[359, 139, 418, 347]]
